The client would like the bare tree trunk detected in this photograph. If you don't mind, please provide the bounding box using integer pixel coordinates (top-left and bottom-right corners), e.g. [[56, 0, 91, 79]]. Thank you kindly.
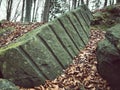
[[6, 0, 13, 21], [68, 0, 71, 11], [33, 0, 40, 22], [81, 0, 84, 5], [104, 0, 107, 7], [25, 0, 32, 22], [77, 0, 80, 7], [116, 0, 120, 3], [32, 0, 36, 22], [41, 0, 51, 22], [72, 0, 77, 9], [21, 0, 25, 22], [12, 0, 21, 21], [0, 0, 2, 6], [86, 0, 89, 6], [112, 0, 114, 4], [110, 0, 112, 5]]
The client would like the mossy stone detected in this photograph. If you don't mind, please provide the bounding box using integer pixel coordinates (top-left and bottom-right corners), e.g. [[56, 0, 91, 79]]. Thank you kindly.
[[0, 79, 19, 90], [0, 5, 92, 88], [96, 24, 120, 89]]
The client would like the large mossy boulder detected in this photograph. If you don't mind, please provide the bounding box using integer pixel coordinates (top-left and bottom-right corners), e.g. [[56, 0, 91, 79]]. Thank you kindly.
[[0, 5, 93, 88], [96, 24, 120, 90], [0, 79, 19, 90]]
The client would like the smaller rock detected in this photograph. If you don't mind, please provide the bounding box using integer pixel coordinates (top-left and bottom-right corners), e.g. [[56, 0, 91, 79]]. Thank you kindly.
[[96, 23, 120, 90], [96, 38, 120, 89], [0, 78, 19, 90]]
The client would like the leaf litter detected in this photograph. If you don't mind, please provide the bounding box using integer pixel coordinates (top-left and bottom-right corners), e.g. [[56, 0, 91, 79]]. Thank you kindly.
[[0, 20, 45, 47]]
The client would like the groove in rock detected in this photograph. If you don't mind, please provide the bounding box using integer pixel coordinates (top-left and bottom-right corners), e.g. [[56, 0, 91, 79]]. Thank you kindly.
[[36, 35, 65, 69], [48, 24, 74, 59], [72, 12, 89, 38], [74, 13, 89, 38], [66, 15, 86, 46], [57, 18, 80, 51], [18, 46, 49, 80]]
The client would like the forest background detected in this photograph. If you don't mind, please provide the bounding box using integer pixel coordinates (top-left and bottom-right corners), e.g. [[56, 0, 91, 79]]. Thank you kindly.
[[0, 0, 119, 23]]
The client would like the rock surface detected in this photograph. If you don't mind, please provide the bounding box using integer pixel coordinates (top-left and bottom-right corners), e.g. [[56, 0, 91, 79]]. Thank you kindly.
[[20, 30, 110, 90], [0, 5, 93, 88], [0, 78, 19, 90], [96, 24, 120, 90]]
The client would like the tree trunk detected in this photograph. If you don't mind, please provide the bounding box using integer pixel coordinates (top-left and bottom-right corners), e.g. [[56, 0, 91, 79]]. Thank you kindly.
[[32, 0, 36, 22], [12, 0, 21, 21], [112, 0, 114, 5], [33, 0, 40, 22], [68, 0, 71, 10], [0, 0, 2, 6], [41, 0, 51, 22], [6, 0, 13, 21], [21, 0, 25, 22], [109, 0, 114, 5], [81, 0, 84, 5], [116, 0, 120, 3], [72, 0, 77, 9], [110, 0, 112, 5], [86, 0, 89, 6], [104, 0, 107, 7], [25, 0, 32, 22], [77, 0, 80, 7]]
